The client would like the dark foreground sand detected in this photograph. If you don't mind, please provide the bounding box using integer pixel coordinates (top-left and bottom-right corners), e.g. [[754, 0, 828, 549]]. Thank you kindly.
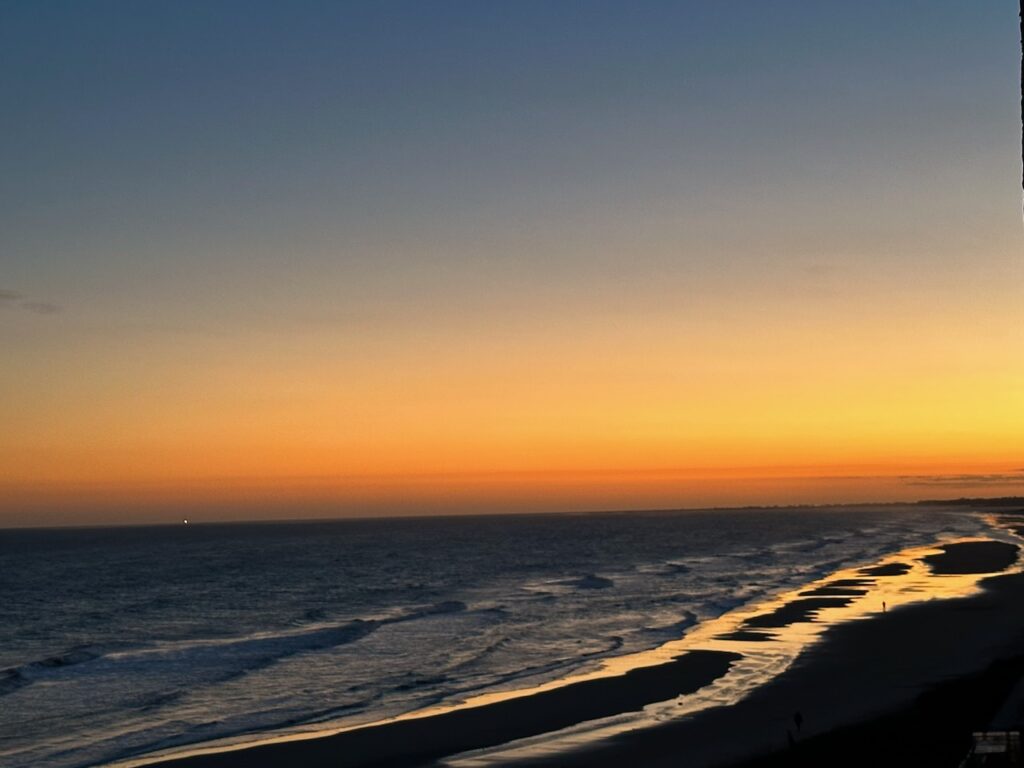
[[144, 538, 1024, 768], [146, 651, 740, 767], [494, 539, 1024, 768]]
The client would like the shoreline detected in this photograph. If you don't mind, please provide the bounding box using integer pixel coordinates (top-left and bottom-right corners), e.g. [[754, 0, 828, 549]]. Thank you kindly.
[[460, 539, 1024, 767], [114, 529, 1024, 768]]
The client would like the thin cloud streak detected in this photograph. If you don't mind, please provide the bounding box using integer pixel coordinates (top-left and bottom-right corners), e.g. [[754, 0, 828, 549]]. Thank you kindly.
[[0, 288, 61, 314], [20, 300, 61, 315], [899, 471, 1024, 487]]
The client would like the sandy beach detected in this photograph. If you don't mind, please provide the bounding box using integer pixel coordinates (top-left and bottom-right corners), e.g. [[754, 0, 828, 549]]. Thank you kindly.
[[128, 527, 1024, 768], [499, 537, 1024, 768]]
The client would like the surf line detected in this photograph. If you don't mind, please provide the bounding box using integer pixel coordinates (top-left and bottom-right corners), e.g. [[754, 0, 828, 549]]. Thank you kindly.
[[444, 533, 1024, 766], [115, 532, 1022, 768]]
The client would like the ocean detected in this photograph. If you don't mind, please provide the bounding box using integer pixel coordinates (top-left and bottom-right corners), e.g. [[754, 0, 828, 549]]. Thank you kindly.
[[0, 506, 990, 768]]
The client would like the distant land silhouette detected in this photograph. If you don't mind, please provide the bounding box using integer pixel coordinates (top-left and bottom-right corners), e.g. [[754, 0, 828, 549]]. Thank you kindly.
[[916, 496, 1024, 507]]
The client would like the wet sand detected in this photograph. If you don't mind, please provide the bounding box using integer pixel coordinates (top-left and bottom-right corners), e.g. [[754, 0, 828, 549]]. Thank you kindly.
[[132, 537, 1024, 768], [137, 651, 739, 767], [922, 540, 1019, 574], [475, 538, 1024, 767]]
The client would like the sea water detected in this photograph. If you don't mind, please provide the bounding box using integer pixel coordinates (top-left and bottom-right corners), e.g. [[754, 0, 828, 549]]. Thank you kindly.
[[0, 506, 989, 767]]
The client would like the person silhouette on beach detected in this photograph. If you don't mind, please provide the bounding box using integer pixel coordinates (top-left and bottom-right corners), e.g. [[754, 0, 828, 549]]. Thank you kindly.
[[882, 601, 886, 612]]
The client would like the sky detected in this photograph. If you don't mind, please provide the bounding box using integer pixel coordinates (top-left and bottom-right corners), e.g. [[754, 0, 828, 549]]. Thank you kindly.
[[2, 1, 1022, 526]]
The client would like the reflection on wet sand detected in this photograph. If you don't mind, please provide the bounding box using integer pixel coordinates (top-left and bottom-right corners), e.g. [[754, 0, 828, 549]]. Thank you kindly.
[[120, 525, 1023, 768], [444, 529, 1023, 767], [635, 535, 1022, 717]]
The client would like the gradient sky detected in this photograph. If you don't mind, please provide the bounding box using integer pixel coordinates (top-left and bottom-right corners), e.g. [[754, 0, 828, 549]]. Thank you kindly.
[[2, 1, 1022, 525]]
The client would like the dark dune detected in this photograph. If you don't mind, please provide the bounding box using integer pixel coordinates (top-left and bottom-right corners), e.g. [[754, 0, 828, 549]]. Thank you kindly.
[[858, 562, 911, 576], [820, 578, 875, 587], [799, 586, 869, 597], [922, 540, 1019, 574], [716, 630, 776, 642], [149, 650, 740, 768], [742, 597, 855, 628]]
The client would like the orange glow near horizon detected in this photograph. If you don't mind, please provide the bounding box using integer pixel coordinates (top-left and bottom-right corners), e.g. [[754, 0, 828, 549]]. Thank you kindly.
[[2, 2, 1021, 527], [2, 286, 1023, 524]]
